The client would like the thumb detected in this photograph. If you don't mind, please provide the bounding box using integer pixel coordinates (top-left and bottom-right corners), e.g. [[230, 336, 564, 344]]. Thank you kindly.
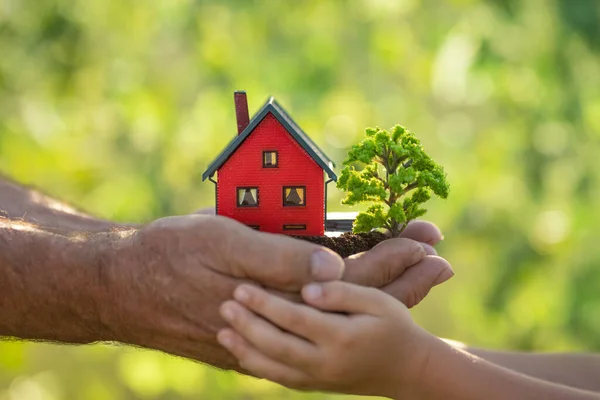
[[301, 281, 393, 315], [201, 216, 345, 291]]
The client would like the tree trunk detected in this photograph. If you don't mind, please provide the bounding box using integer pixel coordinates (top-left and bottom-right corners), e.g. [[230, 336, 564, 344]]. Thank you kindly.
[[389, 220, 400, 238]]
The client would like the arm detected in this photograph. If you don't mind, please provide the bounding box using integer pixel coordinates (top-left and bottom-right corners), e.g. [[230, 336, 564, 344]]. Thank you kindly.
[[460, 345, 600, 393], [416, 339, 600, 400], [0, 214, 337, 368], [0, 176, 131, 233], [218, 282, 600, 399], [0, 218, 115, 343]]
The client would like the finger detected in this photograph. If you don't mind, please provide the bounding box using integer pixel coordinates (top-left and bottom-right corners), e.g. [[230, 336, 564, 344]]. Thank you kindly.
[[197, 216, 345, 291], [217, 328, 311, 389], [400, 220, 443, 246], [382, 255, 454, 308], [233, 284, 343, 342], [265, 288, 303, 304], [343, 238, 425, 288], [302, 281, 394, 316], [420, 242, 437, 256], [220, 300, 319, 368]]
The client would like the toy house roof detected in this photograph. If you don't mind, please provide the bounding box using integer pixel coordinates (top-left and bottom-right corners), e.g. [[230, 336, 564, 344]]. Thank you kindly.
[[202, 97, 337, 181]]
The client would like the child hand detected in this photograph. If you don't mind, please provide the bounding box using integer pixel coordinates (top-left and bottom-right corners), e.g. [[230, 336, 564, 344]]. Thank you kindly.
[[217, 281, 434, 398]]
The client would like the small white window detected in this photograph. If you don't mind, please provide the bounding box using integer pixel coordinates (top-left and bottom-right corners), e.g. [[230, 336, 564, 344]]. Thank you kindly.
[[237, 187, 258, 207]]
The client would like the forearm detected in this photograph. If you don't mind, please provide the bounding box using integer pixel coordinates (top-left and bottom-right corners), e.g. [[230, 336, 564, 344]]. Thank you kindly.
[[0, 217, 122, 343], [465, 348, 600, 393], [400, 336, 600, 400], [0, 177, 134, 233]]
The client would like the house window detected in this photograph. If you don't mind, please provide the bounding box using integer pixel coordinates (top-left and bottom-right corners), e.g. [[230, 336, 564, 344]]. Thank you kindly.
[[263, 151, 278, 168], [237, 187, 259, 207], [283, 186, 306, 206], [283, 224, 306, 231]]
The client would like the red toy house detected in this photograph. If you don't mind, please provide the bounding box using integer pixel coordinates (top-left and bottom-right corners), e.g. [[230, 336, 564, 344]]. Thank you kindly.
[[202, 91, 337, 236]]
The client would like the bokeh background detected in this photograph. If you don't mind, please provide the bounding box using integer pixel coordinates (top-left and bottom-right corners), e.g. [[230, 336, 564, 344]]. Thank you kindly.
[[1, 0, 600, 398]]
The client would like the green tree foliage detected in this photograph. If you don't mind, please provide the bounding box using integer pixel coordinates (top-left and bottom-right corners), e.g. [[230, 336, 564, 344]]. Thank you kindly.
[[338, 126, 449, 237]]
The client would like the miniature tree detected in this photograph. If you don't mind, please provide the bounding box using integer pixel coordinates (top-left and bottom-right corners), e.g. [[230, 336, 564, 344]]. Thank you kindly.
[[337, 125, 449, 237]]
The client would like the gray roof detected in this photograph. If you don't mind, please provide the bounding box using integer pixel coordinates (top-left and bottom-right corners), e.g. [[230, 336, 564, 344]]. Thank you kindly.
[[202, 97, 337, 181]]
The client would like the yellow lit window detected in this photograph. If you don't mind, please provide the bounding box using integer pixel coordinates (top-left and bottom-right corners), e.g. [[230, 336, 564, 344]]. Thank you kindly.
[[263, 151, 278, 168], [283, 186, 305, 206]]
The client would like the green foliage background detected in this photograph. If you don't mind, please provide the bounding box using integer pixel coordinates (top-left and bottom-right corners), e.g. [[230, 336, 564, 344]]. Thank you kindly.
[[1, 0, 600, 398]]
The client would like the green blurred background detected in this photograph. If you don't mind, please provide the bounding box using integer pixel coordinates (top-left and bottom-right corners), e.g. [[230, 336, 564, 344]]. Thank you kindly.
[[1, 0, 600, 398]]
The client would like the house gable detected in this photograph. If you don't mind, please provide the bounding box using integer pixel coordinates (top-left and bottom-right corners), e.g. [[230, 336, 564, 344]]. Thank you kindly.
[[202, 97, 336, 181], [215, 113, 326, 235]]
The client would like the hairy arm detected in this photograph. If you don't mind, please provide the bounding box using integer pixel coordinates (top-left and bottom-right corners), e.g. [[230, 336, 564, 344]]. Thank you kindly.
[[0, 176, 133, 233], [0, 217, 118, 343]]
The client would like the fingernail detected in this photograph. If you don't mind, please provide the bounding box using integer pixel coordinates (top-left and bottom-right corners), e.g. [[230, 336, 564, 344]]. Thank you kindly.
[[433, 267, 454, 285], [410, 242, 427, 264], [221, 305, 235, 321], [311, 250, 344, 281], [420, 242, 437, 256], [234, 286, 250, 303], [303, 284, 323, 301]]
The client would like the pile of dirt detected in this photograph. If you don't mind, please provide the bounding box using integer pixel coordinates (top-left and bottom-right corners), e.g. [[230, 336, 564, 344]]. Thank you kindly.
[[294, 231, 387, 258]]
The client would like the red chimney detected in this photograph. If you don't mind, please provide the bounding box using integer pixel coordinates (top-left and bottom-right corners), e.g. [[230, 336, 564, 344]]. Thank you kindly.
[[234, 90, 250, 135]]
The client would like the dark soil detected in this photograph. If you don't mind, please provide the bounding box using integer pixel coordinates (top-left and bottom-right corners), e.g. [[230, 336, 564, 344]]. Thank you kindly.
[[294, 232, 388, 258]]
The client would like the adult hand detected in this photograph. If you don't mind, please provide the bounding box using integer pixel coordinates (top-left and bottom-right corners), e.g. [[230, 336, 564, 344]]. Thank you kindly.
[[99, 215, 451, 370], [194, 207, 452, 307]]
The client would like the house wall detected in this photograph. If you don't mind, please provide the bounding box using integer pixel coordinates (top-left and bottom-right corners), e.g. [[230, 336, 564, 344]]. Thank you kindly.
[[217, 112, 325, 236]]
